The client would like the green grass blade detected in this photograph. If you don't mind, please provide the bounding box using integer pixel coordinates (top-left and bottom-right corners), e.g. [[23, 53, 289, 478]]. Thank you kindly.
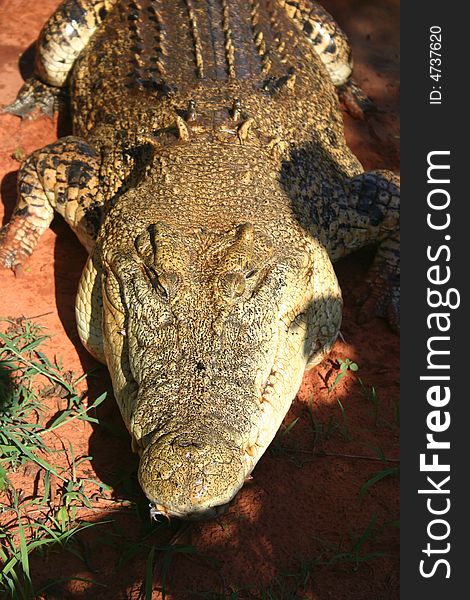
[[360, 467, 399, 498], [144, 546, 156, 600]]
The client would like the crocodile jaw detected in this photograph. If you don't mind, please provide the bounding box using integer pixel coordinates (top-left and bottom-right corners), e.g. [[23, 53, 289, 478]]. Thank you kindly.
[[135, 318, 311, 519]]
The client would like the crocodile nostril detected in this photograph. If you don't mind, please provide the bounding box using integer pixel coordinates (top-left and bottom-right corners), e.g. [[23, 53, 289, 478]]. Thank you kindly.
[[174, 436, 204, 449]]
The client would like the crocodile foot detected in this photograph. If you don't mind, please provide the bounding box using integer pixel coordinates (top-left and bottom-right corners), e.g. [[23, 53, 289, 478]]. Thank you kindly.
[[357, 268, 400, 332], [338, 78, 376, 120], [0, 219, 40, 274], [2, 77, 62, 119]]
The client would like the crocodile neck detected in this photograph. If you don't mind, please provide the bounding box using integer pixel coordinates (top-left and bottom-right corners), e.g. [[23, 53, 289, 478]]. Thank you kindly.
[[97, 138, 311, 252]]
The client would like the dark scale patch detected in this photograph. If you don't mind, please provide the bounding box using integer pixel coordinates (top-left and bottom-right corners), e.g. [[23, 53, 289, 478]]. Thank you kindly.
[[262, 75, 277, 92], [18, 181, 34, 196], [68, 2, 86, 25], [326, 38, 336, 54], [356, 177, 386, 226], [55, 187, 68, 206], [50, 155, 61, 168], [67, 160, 95, 194], [319, 197, 338, 228], [274, 67, 296, 93], [263, 72, 292, 94], [104, 114, 117, 125], [141, 79, 160, 91], [157, 81, 175, 96], [302, 20, 314, 37], [130, 79, 175, 95], [83, 202, 104, 235], [368, 205, 386, 226], [264, 67, 296, 95], [144, 66, 159, 73], [308, 205, 319, 226], [75, 141, 98, 158], [13, 205, 29, 217]]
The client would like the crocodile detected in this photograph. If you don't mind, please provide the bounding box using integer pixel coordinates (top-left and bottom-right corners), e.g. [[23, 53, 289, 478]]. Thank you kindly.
[[0, 0, 399, 519]]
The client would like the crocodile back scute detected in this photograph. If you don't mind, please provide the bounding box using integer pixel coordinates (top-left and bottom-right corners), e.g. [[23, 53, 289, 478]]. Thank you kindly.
[[70, 0, 339, 143]]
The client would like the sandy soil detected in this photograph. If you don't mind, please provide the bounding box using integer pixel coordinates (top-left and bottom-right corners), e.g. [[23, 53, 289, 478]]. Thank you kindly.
[[0, 1, 399, 598]]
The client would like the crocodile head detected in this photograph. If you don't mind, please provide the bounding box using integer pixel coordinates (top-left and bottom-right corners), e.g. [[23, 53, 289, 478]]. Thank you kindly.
[[85, 217, 341, 519]]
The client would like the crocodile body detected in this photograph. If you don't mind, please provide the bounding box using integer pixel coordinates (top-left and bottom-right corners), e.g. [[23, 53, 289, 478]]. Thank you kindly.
[[0, 0, 399, 519]]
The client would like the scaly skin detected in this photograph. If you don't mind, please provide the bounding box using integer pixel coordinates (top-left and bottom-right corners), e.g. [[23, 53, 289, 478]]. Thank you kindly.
[[0, 0, 399, 519]]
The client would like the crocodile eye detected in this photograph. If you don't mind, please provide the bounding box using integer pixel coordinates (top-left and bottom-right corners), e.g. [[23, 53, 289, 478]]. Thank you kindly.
[[219, 271, 246, 301], [142, 264, 180, 301], [142, 264, 168, 300]]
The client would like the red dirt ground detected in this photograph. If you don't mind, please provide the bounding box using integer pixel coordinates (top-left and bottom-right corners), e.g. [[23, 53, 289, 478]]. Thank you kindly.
[[0, 1, 399, 598]]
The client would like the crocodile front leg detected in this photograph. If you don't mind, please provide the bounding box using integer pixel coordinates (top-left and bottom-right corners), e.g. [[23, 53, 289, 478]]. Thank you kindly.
[[295, 169, 400, 330], [4, 0, 117, 117], [0, 136, 103, 271], [324, 170, 400, 330]]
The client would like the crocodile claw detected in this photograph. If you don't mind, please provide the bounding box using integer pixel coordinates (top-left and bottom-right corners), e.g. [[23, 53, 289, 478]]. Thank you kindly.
[[2, 78, 60, 119], [149, 502, 171, 523]]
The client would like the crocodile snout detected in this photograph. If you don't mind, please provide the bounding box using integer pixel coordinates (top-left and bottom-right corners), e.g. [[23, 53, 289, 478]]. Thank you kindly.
[[138, 431, 246, 519]]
